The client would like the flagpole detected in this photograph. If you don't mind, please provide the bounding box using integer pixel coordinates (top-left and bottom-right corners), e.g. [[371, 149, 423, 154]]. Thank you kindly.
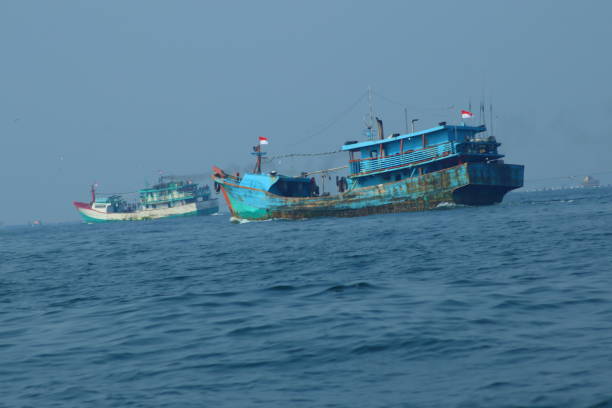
[[254, 138, 262, 174], [258, 139, 263, 174]]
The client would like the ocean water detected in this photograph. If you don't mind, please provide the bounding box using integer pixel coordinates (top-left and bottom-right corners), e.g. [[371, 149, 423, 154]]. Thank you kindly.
[[2, 188, 612, 408]]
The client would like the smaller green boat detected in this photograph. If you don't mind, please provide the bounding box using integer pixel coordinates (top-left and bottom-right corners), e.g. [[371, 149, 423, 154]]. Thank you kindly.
[[73, 177, 219, 223]]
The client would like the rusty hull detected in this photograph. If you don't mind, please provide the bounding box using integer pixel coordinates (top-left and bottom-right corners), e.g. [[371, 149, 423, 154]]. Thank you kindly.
[[212, 162, 524, 221]]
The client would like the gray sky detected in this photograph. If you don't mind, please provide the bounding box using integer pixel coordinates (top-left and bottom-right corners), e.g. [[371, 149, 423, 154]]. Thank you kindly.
[[1, 0, 611, 224]]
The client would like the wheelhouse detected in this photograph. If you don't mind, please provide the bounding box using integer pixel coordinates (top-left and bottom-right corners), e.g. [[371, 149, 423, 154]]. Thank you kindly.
[[342, 124, 503, 188], [139, 179, 211, 209]]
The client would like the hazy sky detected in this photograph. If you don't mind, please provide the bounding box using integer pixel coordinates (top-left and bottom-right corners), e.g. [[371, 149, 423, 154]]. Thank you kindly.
[[1, 0, 611, 224]]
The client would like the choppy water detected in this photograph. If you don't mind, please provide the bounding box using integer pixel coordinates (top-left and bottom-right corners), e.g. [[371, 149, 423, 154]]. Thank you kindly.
[[2, 188, 612, 408]]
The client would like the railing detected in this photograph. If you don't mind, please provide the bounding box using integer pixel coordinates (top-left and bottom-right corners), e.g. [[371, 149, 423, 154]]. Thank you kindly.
[[349, 142, 454, 176], [141, 194, 195, 205]]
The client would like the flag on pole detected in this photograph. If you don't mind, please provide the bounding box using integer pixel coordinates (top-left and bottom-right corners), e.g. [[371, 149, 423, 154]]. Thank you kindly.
[[461, 110, 473, 119], [258, 136, 269, 145]]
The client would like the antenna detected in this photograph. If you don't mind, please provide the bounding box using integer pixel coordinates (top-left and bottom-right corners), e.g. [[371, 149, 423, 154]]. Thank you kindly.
[[480, 85, 487, 135], [366, 86, 375, 139], [481, 97, 486, 132], [368, 86, 374, 127], [490, 103, 494, 135]]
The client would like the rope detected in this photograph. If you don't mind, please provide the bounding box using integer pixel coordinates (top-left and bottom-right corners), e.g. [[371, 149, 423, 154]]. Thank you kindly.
[[304, 165, 348, 176], [160, 173, 210, 182], [263, 150, 342, 161], [373, 90, 455, 111], [97, 175, 211, 196], [97, 191, 139, 196], [282, 90, 369, 148]]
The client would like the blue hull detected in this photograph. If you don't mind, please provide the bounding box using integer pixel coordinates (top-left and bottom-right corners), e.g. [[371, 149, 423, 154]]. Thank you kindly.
[[215, 162, 524, 221]]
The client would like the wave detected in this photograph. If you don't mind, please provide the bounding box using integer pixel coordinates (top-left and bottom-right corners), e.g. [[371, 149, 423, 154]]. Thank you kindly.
[[435, 201, 458, 209], [230, 216, 274, 224]]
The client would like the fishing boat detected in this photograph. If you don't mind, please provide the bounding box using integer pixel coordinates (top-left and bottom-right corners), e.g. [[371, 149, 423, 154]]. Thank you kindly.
[[212, 116, 524, 221], [73, 177, 219, 223]]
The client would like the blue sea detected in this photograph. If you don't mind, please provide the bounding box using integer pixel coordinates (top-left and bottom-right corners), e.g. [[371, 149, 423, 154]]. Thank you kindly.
[[2, 188, 612, 408]]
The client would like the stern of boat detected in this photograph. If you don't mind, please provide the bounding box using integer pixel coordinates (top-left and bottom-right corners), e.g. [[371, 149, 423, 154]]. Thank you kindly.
[[452, 162, 524, 205]]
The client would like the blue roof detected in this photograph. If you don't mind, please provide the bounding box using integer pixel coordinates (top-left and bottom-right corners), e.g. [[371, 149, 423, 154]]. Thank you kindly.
[[241, 173, 309, 191], [240, 174, 279, 191], [341, 124, 486, 151]]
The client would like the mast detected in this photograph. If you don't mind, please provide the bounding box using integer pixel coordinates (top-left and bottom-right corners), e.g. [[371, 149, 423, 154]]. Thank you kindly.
[[480, 85, 487, 135], [252, 137, 267, 174], [90, 183, 96, 204], [253, 145, 262, 174], [367, 86, 375, 140], [481, 96, 486, 131]]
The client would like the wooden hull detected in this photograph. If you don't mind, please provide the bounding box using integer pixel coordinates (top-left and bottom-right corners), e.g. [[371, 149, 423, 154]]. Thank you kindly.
[[213, 162, 524, 221], [73, 199, 219, 223]]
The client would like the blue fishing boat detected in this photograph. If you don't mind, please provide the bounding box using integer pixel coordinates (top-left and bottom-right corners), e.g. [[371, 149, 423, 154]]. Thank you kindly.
[[212, 119, 524, 221]]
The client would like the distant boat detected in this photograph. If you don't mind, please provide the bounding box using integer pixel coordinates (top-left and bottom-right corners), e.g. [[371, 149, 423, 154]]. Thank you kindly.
[[73, 177, 219, 223], [30, 220, 43, 226], [212, 118, 524, 221], [582, 175, 600, 188]]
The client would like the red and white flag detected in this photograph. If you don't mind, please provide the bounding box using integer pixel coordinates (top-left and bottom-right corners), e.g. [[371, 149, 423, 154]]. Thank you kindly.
[[461, 110, 473, 119], [258, 136, 269, 145]]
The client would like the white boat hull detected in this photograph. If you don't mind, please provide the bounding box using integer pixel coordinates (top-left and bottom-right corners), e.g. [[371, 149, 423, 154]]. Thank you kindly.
[[74, 199, 219, 223]]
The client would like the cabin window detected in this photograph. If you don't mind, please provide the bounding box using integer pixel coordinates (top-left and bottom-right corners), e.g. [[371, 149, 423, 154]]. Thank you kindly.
[[94, 204, 106, 209], [270, 180, 310, 198], [395, 174, 402, 181], [371, 150, 378, 158]]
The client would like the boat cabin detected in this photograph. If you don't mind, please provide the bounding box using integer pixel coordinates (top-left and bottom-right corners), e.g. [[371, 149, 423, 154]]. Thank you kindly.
[[139, 179, 210, 209], [341, 123, 502, 188], [239, 173, 313, 197], [92, 195, 131, 213]]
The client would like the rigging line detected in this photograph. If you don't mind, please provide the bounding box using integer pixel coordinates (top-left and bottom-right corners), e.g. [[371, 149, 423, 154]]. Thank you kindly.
[[160, 173, 210, 180], [263, 150, 342, 160], [97, 191, 140, 195], [373, 90, 455, 111], [282, 90, 369, 148], [303, 165, 348, 176], [97, 175, 213, 196]]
